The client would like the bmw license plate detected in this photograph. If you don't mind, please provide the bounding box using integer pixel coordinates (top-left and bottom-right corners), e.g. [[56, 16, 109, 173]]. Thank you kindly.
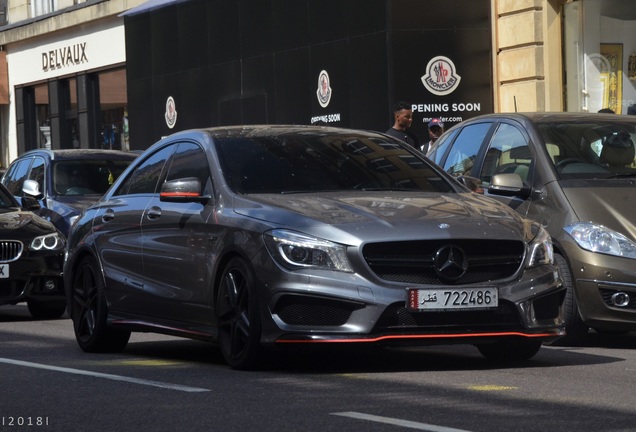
[[0, 264, 8, 278], [408, 287, 498, 311]]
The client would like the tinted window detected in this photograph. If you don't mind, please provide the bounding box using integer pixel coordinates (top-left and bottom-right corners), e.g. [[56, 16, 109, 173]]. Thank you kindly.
[[443, 123, 492, 176], [215, 133, 453, 194], [116, 146, 175, 196], [164, 142, 213, 195], [28, 157, 45, 194], [479, 123, 531, 185], [3, 158, 32, 195], [52, 160, 133, 196], [428, 128, 459, 165]]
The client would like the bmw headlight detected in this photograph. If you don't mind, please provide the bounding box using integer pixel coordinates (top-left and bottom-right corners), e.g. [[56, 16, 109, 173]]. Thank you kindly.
[[564, 222, 636, 259], [527, 226, 554, 268], [264, 229, 353, 272], [30, 232, 65, 251]]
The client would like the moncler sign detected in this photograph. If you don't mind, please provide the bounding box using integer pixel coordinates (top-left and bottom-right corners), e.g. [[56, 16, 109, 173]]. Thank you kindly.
[[41, 42, 88, 72]]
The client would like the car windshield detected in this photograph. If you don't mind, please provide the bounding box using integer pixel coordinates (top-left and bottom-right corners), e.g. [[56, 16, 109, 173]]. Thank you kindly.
[[53, 160, 132, 196], [214, 131, 454, 194], [536, 119, 636, 179]]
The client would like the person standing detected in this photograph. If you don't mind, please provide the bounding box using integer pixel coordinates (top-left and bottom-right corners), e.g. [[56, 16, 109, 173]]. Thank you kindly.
[[422, 118, 444, 155], [385, 101, 420, 149]]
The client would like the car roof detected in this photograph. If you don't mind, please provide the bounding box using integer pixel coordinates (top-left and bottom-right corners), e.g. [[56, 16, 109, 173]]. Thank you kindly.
[[18, 149, 138, 161], [460, 112, 636, 124]]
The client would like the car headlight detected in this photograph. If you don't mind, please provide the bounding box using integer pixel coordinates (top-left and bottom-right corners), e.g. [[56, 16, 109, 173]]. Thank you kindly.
[[264, 229, 353, 272], [30, 232, 65, 251], [564, 222, 636, 259], [527, 226, 554, 268]]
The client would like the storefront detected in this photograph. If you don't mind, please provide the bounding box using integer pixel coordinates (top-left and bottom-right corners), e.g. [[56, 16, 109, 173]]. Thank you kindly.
[[562, 0, 636, 114], [122, 0, 493, 149], [6, 15, 129, 162]]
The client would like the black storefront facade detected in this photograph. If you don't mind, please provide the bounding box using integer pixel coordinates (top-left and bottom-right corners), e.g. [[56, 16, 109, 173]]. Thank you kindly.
[[122, 0, 493, 150]]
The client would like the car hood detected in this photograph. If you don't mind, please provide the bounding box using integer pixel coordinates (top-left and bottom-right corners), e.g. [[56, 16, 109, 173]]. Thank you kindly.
[[233, 191, 532, 244], [562, 181, 636, 239], [0, 208, 56, 235]]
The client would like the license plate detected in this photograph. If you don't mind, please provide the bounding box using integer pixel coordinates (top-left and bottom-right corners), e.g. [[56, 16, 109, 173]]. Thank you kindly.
[[0, 264, 9, 278], [408, 287, 498, 311]]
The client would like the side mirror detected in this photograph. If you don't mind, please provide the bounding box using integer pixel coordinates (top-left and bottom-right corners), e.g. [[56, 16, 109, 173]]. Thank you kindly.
[[488, 173, 531, 198], [160, 177, 210, 203], [23, 179, 42, 198]]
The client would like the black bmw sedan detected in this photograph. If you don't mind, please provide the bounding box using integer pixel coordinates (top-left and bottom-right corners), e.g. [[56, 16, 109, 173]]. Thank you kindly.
[[64, 125, 565, 369], [0, 182, 65, 319]]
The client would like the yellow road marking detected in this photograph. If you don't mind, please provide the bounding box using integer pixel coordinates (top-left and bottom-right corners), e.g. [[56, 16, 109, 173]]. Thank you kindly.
[[467, 385, 517, 391]]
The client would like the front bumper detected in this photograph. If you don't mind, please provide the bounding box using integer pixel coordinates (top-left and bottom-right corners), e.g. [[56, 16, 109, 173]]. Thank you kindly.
[[257, 261, 566, 346], [0, 254, 64, 305]]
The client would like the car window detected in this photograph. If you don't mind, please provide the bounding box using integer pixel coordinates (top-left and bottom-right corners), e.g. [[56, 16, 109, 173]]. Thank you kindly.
[[52, 160, 133, 196], [28, 157, 45, 194], [214, 133, 454, 194], [442, 122, 492, 176], [115, 145, 175, 196], [428, 128, 459, 165], [479, 123, 531, 186], [164, 142, 213, 195], [3, 158, 32, 195]]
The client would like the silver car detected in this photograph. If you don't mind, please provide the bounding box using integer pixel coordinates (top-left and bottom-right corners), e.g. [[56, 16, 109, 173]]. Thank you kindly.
[[63, 125, 564, 369]]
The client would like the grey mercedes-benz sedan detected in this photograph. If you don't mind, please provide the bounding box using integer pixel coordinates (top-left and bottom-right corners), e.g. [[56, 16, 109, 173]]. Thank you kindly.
[[63, 125, 565, 369]]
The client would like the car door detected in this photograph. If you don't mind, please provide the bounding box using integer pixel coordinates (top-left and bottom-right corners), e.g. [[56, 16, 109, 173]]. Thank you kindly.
[[140, 141, 217, 324], [92, 145, 175, 314]]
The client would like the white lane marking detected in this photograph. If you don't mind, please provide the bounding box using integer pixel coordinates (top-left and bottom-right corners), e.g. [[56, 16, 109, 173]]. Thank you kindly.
[[0, 357, 210, 393], [331, 412, 473, 432]]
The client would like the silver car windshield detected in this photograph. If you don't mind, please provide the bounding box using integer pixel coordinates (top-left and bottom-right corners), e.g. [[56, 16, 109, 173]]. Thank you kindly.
[[537, 121, 636, 179], [215, 133, 454, 194]]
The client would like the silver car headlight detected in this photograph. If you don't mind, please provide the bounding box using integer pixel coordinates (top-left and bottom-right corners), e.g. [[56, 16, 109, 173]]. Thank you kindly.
[[564, 222, 636, 259], [526, 226, 554, 268], [30, 232, 65, 251], [264, 229, 353, 272]]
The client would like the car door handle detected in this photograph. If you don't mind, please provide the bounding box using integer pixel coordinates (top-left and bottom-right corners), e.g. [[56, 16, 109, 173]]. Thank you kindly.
[[146, 206, 162, 220], [101, 209, 115, 223]]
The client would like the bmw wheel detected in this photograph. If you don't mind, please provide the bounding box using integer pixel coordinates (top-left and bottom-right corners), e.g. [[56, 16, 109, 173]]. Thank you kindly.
[[216, 257, 263, 370], [70, 256, 130, 353]]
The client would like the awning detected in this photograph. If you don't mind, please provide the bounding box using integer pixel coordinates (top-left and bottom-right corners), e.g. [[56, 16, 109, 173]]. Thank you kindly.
[[119, 0, 191, 17]]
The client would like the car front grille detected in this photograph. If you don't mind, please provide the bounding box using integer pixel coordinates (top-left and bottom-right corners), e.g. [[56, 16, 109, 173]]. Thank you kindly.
[[363, 239, 525, 285], [0, 240, 23, 263]]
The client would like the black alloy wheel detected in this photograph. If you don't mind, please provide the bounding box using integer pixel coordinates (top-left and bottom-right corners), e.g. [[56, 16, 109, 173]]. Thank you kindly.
[[476, 338, 543, 362], [71, 256, 130, 352], [216, 257, 263, 370], [27, 299, 66, 320]]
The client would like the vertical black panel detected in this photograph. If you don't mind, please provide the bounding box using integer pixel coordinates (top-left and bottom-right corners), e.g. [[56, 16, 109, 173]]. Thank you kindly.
[[273, 48, 312, 124], [177, 0, 209, 69], [207, 0, 240, 64], [239, 0, 272, 58], [178, 66, 212, 129], [348, 33, 390, 131], [15, 87, 36, 154], [76, 73, 101, 149], [271, 0, 309, 51], [127, 77, 153, 149], [151, 7, 180, 75], [124, 14, 152, 82]]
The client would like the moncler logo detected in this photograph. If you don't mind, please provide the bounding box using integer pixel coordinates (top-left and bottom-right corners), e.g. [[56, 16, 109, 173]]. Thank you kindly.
[[165, 96, 177, 129], [316, 70, 332, 108], [421, 56, 461, 96]]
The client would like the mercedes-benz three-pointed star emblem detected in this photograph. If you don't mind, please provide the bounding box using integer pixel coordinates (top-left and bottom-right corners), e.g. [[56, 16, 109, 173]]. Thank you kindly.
[[434, 245, 469, 281]]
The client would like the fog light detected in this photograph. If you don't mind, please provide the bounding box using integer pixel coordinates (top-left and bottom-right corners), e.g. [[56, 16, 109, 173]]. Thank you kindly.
[[44, 279, 57, 292], [611, 292, 630, 307]]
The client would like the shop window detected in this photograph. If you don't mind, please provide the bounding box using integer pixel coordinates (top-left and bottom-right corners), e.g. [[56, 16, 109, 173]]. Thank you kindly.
[[31, 0, 56, 17]]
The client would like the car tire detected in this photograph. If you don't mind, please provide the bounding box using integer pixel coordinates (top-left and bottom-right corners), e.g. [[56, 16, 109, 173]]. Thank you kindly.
[[476, 338, 542, 362], [26, 299, 66, 320], [551, 253, 589, 345], [70, 256, 130, 353], [216, 257, 263, 370]]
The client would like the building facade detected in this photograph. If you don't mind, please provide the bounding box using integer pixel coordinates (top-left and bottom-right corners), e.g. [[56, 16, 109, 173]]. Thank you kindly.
[[0, 0, 632, 165]]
